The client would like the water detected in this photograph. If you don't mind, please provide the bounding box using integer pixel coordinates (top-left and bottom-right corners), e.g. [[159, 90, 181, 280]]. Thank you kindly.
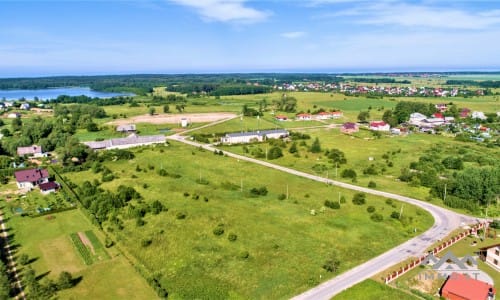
[[0, 87, 133, 101]]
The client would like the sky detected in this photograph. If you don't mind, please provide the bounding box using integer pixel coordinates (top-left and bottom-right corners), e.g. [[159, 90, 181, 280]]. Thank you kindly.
[[0, 0, 499, 77]]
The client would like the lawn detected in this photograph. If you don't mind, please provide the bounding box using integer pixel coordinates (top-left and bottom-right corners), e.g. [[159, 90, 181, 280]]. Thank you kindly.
[[65, 142, 433, 299], [334, 279, 419, 300], [2, 207, 157, 299]]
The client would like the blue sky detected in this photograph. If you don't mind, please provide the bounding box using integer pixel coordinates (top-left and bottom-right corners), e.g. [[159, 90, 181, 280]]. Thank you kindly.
[[0, 0, 499, 76]]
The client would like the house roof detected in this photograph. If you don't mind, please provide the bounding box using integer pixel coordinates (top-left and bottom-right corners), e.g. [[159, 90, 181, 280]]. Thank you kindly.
[[84, 134, 166, 150], [296, 113, 311, 117], [17, 145, 42, 156], [433, 113, 444, 118], [370, 121, 387, 127], [442, 272, 494, 300], [225, 129, 289, 138], [14, 168, 49, 183], [39, 181, 59, 191], [410, 112, 427, 119], [479, 243, 500, 251], [116, 124, 136, 132], [342, 122, 357, 129], [275, 115, 288, 119]]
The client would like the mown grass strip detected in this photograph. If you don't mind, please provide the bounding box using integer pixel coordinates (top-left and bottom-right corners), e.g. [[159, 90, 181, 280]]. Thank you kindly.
[[84, 230, 110, 259], [69, 232, 93, 265]]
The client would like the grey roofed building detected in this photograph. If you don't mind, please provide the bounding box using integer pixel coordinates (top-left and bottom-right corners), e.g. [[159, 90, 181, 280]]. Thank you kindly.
[[116, 124, 136, 132], [84, 133, 166, 150]]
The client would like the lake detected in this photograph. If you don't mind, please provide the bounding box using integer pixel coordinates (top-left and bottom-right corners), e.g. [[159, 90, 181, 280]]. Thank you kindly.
[[0, 87, 133, 101]]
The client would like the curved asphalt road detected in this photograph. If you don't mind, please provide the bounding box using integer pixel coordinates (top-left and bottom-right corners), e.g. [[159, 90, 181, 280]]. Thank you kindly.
[[167, 134, 480, 300]]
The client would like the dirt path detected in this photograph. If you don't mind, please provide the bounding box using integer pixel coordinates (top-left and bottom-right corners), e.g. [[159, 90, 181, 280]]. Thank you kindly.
[[107, 112, 237, 125], [78, 232, 95, 255]]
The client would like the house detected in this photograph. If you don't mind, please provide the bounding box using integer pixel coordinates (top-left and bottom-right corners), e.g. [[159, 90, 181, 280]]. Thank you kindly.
[[3, 102, 13, 108], [341, 122, 359, 134], [433, 112, 444, 119], [460, 108, 471, 118], [220, 129, 289, 144], [17, 145, 44, 157], [83, 134, 166, 150], [39, 181, 59, 195], [275, 115, 288, 121], [472, 111, 487, 120], [479, 243, 500, 270], [409, 113, 427, 126], [116, 124, 136, 133], [314, 112, 331, 120], [369, 121, 390, 131], [331, 111, 343, 118], [14, 168, 49, 189], [20, 103, 30, 110], [296, 113, 312, 121], [7, 112, 20, 119], [441, 272, 495, 300], [435, 103, 447, 112]]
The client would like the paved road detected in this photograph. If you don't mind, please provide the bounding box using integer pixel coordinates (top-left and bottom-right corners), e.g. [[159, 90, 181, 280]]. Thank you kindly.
[[167, 134, 480, 300], [0, 211, 25, 299]]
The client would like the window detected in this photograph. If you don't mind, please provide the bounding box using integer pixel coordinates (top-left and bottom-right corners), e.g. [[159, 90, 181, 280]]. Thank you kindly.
[[495, 249, 500, 256], [494, 259, 498, 266]]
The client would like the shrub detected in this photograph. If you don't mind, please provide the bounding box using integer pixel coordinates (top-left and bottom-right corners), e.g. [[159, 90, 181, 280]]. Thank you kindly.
[[370, 213, 384, 222], [366, 206, 376, 213], [228, 233, 238, 242], [277, 193, 286, 200], [322, 256, 340, 273], [19, 253, 29, 265], [339, 196, 346, 204], [105, 237, 114, 248], [390, 211, 400, 219], [213, 226, 225, 236], [141, 238, 152, 247], [352, 193, 366, 205], [239, 251, 250, 259], [324, 200, 340, 209], [385, 199, 393, 206], [368, 181, 377, 188], [341, 169, 357, 179], [250, 186, 268, 197], [176, 212, 186, 219]]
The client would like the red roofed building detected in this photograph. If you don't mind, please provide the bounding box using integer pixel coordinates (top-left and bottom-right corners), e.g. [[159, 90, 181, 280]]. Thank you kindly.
[[39, 181, 59, 194], [341, 122, 359, 134], [296, 113, 312, 121], [433, 112, 444, 119], [14, 168, 49, 189], [441, 272, 495, 300], [369, 121, 390, 131], [275, 115, 288, 121]]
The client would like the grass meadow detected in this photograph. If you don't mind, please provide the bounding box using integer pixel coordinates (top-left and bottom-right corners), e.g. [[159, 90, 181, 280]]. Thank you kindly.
[[2, 208, 157, 299], [334, 279, 419, 300], [65, 142, 433, 299]]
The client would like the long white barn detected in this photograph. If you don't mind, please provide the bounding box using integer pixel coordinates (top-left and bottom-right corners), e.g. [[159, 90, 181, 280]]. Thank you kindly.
[[221, 129, 289, 145], [84, 133, 166, 150]]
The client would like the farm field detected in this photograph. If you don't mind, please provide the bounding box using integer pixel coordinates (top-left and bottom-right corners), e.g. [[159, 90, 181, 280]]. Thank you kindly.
[[2, 208, 157, 299], [216, 126, 499, 216], [65, 142, 433, 299]]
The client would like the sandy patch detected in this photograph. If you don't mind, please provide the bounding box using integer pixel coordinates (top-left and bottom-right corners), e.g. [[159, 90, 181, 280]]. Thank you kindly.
[[107, 112, 237, 125]]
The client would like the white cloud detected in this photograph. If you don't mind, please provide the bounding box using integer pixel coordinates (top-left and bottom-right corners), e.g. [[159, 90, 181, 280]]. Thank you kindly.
[[170, 0, 271, 23], [281, 31, 306, 39], [328, 2, 500, 30]]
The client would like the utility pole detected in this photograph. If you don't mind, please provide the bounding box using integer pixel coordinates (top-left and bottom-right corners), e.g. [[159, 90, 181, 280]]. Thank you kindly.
[[338, 192, 341, 205], [443, 183, 447, 201], [241, 178, 243, 192], [335, 163, 338, 178], [286, 184, 289, 200], [399, 204, 404, 219]]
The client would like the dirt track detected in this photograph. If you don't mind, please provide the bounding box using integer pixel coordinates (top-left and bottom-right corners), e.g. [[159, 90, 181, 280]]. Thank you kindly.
[[108, 112, 237, 125]]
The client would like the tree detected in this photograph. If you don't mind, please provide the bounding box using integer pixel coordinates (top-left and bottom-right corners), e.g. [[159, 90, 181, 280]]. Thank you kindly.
[[326, 148, 347, 165], [11, 117, 22, 131], [310, 137, 321, 153], [86, 122, 98, 132], [352, 193, 366, 205], [267, 146, 283, 160], [357, 111, 370, 123], [382, 110, 398, 127], [19, 253, 29, 265], [163, 104, 170, 113], [289, 141, 298, 154], [148, 107, 156, 115], [341, 169, 357, 179], [322, 253, 341, 273], [57, 271, 74, 290], [0, 262, 10, 299]]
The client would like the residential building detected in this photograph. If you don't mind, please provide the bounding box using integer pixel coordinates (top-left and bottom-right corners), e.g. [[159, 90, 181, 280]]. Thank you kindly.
[[296, 113, 312, 121], [116, 124, 136, 133], [340, 122, 359, 134], [369, 121, 390, 131], [220, 129, 289, 144], [472, 111, 487, 120], [20, 103, 30, 110], [479, 243, 500, 270], [7, 112, 20, 118], [14, 168, 49, 189], [460, 108, 471, 118], [275, 115, 288, 121], [39, 181, 59, 195], [441, 272, 495, 300], [17, 145, 45, 157]]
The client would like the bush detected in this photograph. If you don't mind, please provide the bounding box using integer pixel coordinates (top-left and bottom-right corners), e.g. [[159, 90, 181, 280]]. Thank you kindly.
[[340, 196, 346, 204], [368, 181, 377, 188], [385, 199, 393, 206], [57, 271, 74, 290], [141, 238, 152, 247], [322, 256, 340, 273], [277, 193, 286, 200], [324, 200, 340, 209], [213, 226, 225, 236], [366, 206, 376, 213], [176, 212, 186, 219], [370, 213, 384, 222], [228, 233, 238, 242], [390, 211, 400, 219], [105, 237, 114, 248], [239, 251, 250, 259], [352, 193, 366, 205], [341, 169, 357, 179], [19, 253, 29, 265], [250, 186, 268, 197]]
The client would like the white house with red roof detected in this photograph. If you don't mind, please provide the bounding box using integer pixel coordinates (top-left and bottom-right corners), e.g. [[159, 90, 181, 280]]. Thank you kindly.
[[296, 113, 312, 121], [275, 115, 288, 121], [314, 111, 331, 120], [14, 168, 49, 189], [369, 121, 390, 131]]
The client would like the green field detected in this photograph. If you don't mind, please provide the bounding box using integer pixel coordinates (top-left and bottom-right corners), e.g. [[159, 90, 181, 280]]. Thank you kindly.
[[2, 208, 157, 299], [64, 142, 433, 299], [334, 279, 419, 300]]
